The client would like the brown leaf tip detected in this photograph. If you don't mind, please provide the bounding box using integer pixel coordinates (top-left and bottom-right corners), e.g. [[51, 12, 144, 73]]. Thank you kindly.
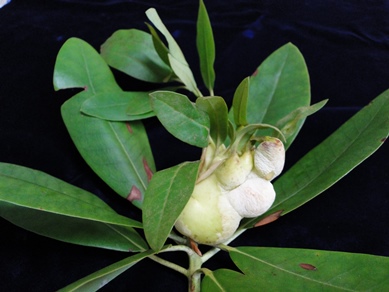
[[127, 185, 142, 202], [299, 263, 317, 271], [254, 210, 283, 227], [190, 238, 203, 257]]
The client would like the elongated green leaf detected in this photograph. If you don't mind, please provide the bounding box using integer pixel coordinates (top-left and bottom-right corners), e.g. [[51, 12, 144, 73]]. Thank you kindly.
[[196, 96, 228, 147], [232, 77, 250, 127], [100, 29, 173, 83], [203, 246, 389, 291], [150, 91, 210, 147], [246, 43, 311, 148], [145, 8, 199, 96], [143, 161, 200, 250], [274, 99, 328, 144], [54, 37, 155, 209], [0, 163, 147, 252], [197, 0, 215, 92], [242, 89, 389, 229], [145, 22, 171, 66], [59, 249, 156, 291], [62, 91, 155, 209], [81, 91, 154, 121], [53, 37, 120, 92]]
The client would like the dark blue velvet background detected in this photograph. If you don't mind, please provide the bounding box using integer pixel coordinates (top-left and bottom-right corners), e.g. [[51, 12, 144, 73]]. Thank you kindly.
[[0, 1, 388, 291]]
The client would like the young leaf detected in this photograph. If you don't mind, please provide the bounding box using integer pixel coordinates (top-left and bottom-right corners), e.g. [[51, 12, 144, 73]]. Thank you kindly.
[[145, 8, 200, 96], [232, 77, 250, 127], [100, 29, 173, 83], [143, 161, 200, 250], [202, 246, 389, 291], [196, 0, 216, 93], [81, 91, 154, 121], [0, 163, 147, 252], [231, 123, 284, 153], [241, 89, 389, 229], [196, 96, 228, 147], [62, 91, 155, 209], [59, 249, 156, 291], [274, 99, 328, 147], [150, 91, 210, 147], [244, 43, 311, 149]]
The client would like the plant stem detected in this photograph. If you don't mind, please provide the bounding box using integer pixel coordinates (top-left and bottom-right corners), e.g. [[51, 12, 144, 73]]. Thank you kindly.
[[188, 251, 203, 292], [148, 255, 188, 276], [201, 228, 247, 263]]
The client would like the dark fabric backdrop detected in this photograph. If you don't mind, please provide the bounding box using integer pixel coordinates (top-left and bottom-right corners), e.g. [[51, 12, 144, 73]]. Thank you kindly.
[[0, 1, 388, 291]]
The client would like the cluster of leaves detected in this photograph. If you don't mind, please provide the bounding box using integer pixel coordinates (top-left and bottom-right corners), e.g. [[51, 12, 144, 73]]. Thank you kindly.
[[1, 1, 389, 291]]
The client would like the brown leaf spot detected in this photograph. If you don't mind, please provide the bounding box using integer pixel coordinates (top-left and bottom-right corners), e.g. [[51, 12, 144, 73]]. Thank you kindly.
[[299, 263, 317, 271], [254, 210, 283, 227], [126, 122, 133, 134], [252, 68, 258, 76], [143, 158, 153, 182], [83, 85, 88, 91], [127, 185, 142, 202], [381, 137, 387, 143], [190, 238, 203, 257]]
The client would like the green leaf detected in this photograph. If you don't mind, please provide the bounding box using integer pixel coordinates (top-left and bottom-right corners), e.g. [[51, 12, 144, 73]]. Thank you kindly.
[[274, 99, 328, 143], [62, 91, 155, 209], [143, 161, 200, 250], [53, 37, 155, 209], [0, 163, 147, 252], [145, 8, 200, 96], [246, 43, 311, 148], [59, 249, 156, 291], [53, 37, 120, 92], [81, 91, 154, 121], [145, 22, 171, 67], [100, 29, 173, 83], [232, 77, 250, 127], [241, 89, 389, 229], [196, 0, 216, 93], [150, 91, 210, 147], [196, 96, 228, 147], [202, 246, 389, 291]]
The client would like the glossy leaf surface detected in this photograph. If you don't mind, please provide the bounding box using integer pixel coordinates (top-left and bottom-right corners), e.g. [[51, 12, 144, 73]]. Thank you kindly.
[[62, 91, 155, 208], [59, 250, 155, 291], [247, 43, 311, 148], [242, 89, 389, 228], [197, 0, 215, 92], [54, 37, 155, 209], [81, 91, 154, 121], [150, 91, 210, 147], [143, 161, 200, 250], [0, 163, 147, 252], [100, 29, 173, 83], [202, 246, 389, 291], [196, 96, 228, 147]]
